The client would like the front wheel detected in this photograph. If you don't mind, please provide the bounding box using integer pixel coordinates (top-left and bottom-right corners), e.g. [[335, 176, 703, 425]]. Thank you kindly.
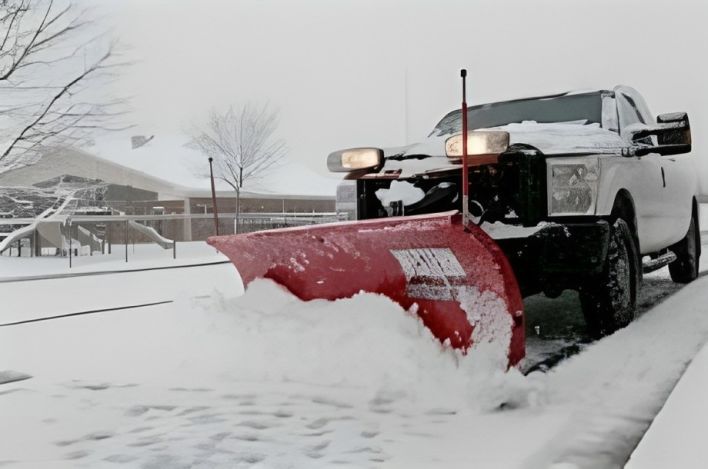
[[579, 218, 640, 338], [669, 211, 700, 283]]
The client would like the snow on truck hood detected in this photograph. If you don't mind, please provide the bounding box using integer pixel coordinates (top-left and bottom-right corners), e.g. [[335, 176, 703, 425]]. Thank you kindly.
[[383, 122, 625, 174], [498, 121, 625, 153]]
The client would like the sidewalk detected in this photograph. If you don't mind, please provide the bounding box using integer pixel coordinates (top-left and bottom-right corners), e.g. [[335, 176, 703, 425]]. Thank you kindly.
[[625, 339, 708, 468]]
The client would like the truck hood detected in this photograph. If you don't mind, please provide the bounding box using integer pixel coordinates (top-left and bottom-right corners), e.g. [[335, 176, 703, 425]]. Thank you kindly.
[[380, 122, 626, 177]]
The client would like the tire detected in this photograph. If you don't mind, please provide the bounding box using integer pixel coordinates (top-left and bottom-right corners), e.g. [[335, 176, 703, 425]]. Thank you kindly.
[[579, 218, 640, 338], [669, 210, 700, 283]]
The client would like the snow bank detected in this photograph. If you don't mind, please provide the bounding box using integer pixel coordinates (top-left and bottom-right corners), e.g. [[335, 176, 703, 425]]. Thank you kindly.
[[625, 341, 708, 469], [99, 278, 531, 411]]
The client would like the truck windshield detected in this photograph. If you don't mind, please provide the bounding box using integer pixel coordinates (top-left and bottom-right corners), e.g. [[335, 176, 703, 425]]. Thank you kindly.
[[431, 91, 604, 137]]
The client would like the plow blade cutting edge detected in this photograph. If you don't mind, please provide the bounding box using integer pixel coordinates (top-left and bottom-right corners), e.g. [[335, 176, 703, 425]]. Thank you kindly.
[[207, 211, 524, 366]]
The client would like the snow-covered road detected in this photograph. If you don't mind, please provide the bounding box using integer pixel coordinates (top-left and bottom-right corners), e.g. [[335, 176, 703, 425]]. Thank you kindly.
[[1, 242, 707, 468]]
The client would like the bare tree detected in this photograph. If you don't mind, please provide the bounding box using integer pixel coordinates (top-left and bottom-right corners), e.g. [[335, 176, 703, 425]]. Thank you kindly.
[[0, 0, 124, 171], [192, 103, 286, 232]]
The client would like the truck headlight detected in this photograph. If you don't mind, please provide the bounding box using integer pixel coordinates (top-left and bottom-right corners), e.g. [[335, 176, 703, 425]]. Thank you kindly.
[[445, 131, 510, 159], [547, 157, 600, 216], [327, 147, 384, 172]]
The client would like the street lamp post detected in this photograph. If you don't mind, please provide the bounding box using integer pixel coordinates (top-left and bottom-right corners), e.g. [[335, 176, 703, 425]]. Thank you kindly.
[[208, 157, 220, 236]]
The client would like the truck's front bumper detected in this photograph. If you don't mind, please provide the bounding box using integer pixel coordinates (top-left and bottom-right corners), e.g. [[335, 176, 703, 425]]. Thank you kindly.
[[495, 220, 611, 297]]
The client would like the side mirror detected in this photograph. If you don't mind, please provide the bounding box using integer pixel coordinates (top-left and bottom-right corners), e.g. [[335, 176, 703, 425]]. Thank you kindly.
[[632, 112, 692, 157], [656, 112, 691, 146]]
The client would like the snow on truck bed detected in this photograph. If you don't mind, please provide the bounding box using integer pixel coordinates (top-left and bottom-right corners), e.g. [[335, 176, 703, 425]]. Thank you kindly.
[[1, 251, 708, 467]]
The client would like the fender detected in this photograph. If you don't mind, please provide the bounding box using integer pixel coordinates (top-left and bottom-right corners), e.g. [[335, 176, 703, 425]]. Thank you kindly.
[[596, 154, 694, 254]]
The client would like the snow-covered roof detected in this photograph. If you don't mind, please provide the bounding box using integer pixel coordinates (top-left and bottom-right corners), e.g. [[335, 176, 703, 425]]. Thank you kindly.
[[86, 134, 339, 198]]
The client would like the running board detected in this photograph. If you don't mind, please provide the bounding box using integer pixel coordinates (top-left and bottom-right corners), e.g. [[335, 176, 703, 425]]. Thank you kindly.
[[643, 251, 677, 274]]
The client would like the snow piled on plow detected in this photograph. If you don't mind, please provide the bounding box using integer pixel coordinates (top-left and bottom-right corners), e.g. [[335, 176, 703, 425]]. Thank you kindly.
[[0, 274, 538, 467], [187, 279, 529, 411]]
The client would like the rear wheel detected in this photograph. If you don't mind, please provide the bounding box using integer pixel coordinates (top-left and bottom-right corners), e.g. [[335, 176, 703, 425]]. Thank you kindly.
[[579, 218, 640, 338], [669, 210, 700, 283]]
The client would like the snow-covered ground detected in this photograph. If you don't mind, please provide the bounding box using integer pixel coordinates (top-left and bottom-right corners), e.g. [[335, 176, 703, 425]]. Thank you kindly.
[[1, 243, 707, 468], [0, 242, 227, 279], [625, 340, 708, 469]]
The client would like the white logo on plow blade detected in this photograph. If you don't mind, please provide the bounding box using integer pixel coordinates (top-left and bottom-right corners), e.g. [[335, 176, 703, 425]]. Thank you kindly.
[[390, 248, 467, 301]]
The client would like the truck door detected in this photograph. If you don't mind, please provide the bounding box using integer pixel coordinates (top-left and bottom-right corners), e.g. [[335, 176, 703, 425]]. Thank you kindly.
[[616, 88, 693, 251]]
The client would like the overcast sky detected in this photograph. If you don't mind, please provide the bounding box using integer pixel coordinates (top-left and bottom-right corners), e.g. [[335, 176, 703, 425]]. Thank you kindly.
[[93, 0, 708, 186]]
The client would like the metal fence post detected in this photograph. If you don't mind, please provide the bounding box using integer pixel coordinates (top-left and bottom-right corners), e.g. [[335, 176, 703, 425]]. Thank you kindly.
[[173, 239, 176, 259], [125, 219, 128, 263], [68, 220, 72, 268]]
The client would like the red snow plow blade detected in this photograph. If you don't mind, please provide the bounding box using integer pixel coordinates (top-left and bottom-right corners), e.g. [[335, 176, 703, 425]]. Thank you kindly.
[[207, 211, 524, 366]]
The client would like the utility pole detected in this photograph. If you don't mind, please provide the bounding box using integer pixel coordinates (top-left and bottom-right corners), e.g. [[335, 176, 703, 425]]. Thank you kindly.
[[209, 157, 220, 236], [235, 166, 243, 234]]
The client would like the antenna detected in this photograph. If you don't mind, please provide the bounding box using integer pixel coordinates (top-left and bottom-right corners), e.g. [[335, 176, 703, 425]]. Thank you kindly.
[[460, 69, 470, 228]]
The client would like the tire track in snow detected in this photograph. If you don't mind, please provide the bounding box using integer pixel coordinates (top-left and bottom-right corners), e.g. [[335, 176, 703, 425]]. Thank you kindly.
[[0, 300, 172, 327]]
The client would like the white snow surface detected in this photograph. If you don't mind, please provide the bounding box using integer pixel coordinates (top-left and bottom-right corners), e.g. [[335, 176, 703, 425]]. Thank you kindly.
[[1, 248, 708, 467], [625, 338, 708, 469], [494, 121, 626, 154]]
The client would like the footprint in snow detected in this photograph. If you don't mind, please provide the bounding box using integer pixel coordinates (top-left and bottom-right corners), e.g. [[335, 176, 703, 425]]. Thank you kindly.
[[273, 409, 293, 418], [232, 433, 261, 442], [424, 408, 457, 416], [205, 432, 230, 443], [168, 386, 213, 393], [128, 426, 154, 434], [305, 418, 330, 430], [237, 420, 277, 430], [221, 393, 256, 400], [234, 453, 266, 465], [188, 413, 227, 425], [83, 430, 114, 441], [64, 450, 89, 460], [309, 440, 331, 451], [125, 404, 176, 417], [176, 406, 210, 416], [127, 436, 163, 448], [300, 429, 334, 437], [104, 454, 138, 463], [306, 415, 355, 430], [311, 396, 353, 409]]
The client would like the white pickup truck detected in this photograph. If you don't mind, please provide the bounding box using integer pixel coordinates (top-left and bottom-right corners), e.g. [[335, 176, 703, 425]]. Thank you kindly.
[[329, 85, 698, 336]]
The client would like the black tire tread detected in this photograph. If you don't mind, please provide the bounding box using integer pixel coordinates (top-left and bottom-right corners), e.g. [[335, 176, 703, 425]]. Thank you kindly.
[[580, 218, 640, 337]]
